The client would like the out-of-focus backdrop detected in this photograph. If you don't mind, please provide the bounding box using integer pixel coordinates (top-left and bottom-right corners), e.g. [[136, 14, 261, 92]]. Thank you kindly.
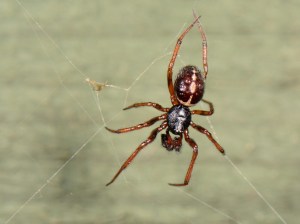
[[1, 1, 299, 223]]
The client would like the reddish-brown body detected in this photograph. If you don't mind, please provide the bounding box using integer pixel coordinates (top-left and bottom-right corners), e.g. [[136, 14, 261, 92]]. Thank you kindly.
[[105, 16, 225, 187], [174, 65, 205, 106]]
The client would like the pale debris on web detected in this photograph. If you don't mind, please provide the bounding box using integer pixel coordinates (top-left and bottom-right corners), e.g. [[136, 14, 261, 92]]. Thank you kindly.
[[84, 52, 175, 188], [85, 78, 108, 92]]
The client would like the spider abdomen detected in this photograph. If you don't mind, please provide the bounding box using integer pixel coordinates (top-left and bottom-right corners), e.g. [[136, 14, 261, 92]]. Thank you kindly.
[[167, 105, 191, 135], [174, 65, 205, 107]]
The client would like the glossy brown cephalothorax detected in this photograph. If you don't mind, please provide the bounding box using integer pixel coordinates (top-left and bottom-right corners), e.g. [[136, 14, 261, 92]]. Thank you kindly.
[[105, 16, 225, 187]]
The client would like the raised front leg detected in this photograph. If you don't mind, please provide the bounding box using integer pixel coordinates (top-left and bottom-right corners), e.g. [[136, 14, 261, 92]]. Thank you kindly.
[[193, 11, 208, 79], [167, 16, 201, 105]]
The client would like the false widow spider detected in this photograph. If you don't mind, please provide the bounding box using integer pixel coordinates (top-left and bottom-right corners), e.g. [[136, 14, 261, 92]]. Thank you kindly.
[[105, 16, 225, 187]]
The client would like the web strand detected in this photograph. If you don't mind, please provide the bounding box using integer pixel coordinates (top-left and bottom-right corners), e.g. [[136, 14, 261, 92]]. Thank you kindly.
[[175, 188, 243, 224], [224, 155, 287, 224], [4, 127, 103, 224], [204, 116, 287, 224], [7, 1, 287, 223], [14, 0, 87, 79]]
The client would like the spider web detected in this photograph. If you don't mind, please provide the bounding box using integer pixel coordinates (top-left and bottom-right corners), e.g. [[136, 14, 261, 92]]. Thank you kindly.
[[1, 1, 289, 223]]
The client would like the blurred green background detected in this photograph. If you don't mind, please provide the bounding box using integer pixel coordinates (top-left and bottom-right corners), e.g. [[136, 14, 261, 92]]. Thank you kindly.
[[1, 0, 299, 223]]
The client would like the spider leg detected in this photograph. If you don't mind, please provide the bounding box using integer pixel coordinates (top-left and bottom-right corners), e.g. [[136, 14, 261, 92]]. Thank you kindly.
[[191, 99, 214, 116], [106, 114, 167, 134], [193, 11, 208, 79], [106, 121, 168, 186], [124, 102, 169, 112], [190, 122, 225, 154], [169, 129, 198, 186], [167, 16, 201, 105]]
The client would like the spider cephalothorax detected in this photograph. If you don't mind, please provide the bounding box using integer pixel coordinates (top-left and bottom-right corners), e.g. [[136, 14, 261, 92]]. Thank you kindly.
[[167, 104, 191, 135], [105, 16, 225, 187], [161, 104, 191, 152]]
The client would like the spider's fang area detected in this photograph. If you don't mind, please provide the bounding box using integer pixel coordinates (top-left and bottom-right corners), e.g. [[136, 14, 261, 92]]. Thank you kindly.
[[161, 133, 182, 152]]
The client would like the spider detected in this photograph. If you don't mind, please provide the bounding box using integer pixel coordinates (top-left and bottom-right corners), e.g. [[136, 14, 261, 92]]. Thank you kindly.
[[105, 16, 225, 187]]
